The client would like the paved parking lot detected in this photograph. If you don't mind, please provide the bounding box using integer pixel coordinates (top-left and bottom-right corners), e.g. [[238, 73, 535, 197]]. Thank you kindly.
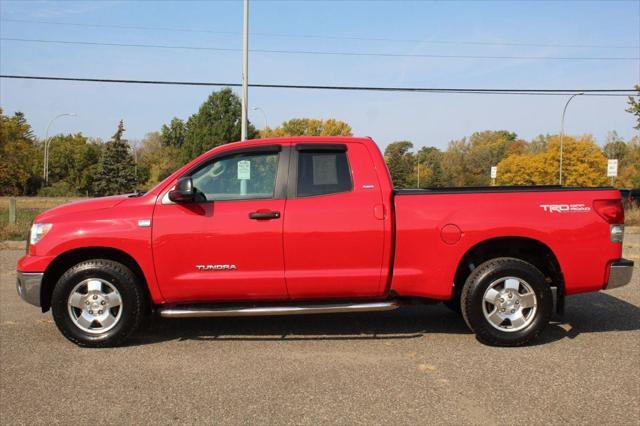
[[1, 241, 639, 425]]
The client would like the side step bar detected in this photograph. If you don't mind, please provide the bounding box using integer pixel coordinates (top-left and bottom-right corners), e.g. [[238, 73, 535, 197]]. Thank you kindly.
[[158, 301, 401, 318]]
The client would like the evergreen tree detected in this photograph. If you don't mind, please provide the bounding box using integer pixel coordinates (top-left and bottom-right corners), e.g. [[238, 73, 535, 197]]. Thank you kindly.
[[94, 120, 137, 196], [384, 141, 415, 188], [160, 117, 187, 148]]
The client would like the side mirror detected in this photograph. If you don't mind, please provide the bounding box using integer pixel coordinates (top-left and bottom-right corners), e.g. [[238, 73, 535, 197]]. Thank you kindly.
[[168, 177, 195, 203]]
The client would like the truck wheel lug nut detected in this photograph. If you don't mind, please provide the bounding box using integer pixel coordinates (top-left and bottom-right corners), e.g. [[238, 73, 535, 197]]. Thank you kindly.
[[89, 310, 93, 314], [511, 309, 515, 313], [98, 310, 103, 315], [85, 301, 89, 305], [500, 298, 504, 303], [101, 301, 105, 305], [93, 295, 98, 300], [501, 308, 505, 312]]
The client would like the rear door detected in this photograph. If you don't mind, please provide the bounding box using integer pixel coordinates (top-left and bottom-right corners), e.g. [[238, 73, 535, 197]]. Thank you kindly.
[[283, 142, 387, 299]]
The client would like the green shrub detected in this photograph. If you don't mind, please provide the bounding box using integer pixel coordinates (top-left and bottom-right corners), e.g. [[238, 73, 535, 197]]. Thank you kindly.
[[37, 181, 77, 197]]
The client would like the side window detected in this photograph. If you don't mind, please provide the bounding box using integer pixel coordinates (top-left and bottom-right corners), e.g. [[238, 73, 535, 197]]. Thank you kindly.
[[191, 152, 278, 201], [297, 150, 352, 197]]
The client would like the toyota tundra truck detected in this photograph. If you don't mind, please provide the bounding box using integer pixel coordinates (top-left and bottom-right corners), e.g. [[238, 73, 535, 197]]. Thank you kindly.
[[16, 136, 634, 347]]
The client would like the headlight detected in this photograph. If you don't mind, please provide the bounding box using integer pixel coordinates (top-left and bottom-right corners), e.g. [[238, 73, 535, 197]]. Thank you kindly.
[[29, 223, 53, 245]]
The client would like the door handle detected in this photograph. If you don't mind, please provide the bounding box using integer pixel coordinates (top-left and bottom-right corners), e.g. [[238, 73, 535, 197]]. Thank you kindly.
[[249, 210, 281, 220]]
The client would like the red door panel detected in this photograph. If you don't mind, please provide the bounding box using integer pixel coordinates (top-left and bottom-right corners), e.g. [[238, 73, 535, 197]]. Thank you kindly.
[[152, 199, 287, 303], [283, 143, 387, 299], [152, 146, 289, 304]]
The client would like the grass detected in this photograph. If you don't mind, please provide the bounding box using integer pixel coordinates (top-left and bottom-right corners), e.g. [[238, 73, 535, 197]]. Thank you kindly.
[[625, 205, 640, 226], [1, 196, 639, 241], [0, 197, 81, 241]]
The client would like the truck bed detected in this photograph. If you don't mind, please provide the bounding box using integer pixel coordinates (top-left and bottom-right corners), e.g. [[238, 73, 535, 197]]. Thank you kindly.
[[395, 186, 613, 195], [390, 187, 622, 299]]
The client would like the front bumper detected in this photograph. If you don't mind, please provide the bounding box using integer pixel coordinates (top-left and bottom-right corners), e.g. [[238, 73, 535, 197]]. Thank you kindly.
[[605, 259, 634, 290], [16, 271, 43, 307]]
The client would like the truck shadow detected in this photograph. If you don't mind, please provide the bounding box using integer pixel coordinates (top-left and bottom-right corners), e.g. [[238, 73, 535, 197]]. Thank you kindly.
[[130, 292, 640, 346], [537, 291, 640, 344]]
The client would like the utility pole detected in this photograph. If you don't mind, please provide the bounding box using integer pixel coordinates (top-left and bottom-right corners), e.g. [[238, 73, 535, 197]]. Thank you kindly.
[[241, 0, 249, 141], [559, 92, 584, 186], [129, 140, 139, 185]]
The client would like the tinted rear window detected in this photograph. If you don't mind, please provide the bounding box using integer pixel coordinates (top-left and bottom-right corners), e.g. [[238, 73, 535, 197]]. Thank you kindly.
[[297, 151, 352, 197]]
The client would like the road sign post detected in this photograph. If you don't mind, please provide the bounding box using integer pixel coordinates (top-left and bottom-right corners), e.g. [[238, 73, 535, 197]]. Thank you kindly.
[[490, 166, 497, 186], [607, 159, 618, 186]]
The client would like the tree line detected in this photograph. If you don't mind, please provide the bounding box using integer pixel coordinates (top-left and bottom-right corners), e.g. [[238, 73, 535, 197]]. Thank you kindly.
[[1, 87, 639, 197], [384, 131, 639, 189]]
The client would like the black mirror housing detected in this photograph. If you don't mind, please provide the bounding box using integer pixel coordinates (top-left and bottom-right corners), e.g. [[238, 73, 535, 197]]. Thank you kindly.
[[168, 177, 195, 203]]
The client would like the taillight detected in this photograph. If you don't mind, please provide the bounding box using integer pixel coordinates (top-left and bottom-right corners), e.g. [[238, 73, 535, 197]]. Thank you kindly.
[[593, 199, 624, 224]]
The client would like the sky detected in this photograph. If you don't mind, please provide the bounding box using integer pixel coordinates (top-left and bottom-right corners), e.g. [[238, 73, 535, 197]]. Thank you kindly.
[[0, 0, 639, 151]]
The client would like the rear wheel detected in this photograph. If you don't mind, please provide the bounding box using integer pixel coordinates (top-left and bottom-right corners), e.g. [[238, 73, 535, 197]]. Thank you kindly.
[[51, 259, 145, 347], [461, 257, 552, 347]]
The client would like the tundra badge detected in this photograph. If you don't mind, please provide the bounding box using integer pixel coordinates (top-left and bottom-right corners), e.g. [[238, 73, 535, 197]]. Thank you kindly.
[[196, 264, 238, 271]]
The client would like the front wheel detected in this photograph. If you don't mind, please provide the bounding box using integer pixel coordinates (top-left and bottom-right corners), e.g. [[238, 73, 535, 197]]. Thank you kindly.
[[51, 259, 145, 347], [461, 257, 553, 347]]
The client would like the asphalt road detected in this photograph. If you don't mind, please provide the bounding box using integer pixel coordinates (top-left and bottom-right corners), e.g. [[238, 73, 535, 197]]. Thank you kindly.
[[1, 243, 639, 425]]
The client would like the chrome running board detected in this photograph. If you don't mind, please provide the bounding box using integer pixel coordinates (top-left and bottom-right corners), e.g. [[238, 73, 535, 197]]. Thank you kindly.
[[158, 301, 400, 318]]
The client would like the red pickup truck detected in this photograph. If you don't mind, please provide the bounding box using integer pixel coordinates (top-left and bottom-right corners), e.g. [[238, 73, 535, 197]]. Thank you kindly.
[[17, 136, 634, 347]]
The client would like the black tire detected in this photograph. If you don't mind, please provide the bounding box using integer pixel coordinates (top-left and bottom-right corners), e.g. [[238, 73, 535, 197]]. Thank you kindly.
[[461, 257, 552, 347], [51, 259, 145, 347]]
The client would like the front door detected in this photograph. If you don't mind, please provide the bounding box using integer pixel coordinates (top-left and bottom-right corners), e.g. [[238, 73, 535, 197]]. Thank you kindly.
[[152, 145, 289, 303]]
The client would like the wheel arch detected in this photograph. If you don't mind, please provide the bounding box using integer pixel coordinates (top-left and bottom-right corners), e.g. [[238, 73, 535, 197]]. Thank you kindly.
[[453, 237, 564, 311], [40, 246, 151, 313]]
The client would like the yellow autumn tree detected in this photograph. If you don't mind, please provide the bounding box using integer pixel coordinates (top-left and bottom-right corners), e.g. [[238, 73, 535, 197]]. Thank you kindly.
[[496, 135, 608, 187], [259, 118, 352, 138]]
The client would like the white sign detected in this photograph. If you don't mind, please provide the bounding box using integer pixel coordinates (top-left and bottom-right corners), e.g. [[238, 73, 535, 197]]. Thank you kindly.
[[237, 160, 251, 180], [607, 159, 618, 178], [490, 166, 497, 179]]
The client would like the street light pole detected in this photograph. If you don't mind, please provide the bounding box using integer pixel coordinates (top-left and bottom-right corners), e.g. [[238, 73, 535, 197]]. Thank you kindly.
[[43, 113, 76, 185], [252, 107, 268, 129], [240, 0, 249, 141], [559, 92, 584, 186], [414, 148, 420, 189]]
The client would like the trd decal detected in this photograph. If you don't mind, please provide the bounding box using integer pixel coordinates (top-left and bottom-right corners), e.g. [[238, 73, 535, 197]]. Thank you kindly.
[[540, 204, 591, 213]]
